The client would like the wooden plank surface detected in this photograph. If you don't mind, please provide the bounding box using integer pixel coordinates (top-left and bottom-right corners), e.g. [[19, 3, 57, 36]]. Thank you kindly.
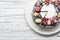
[[0, 0, 60, 40]]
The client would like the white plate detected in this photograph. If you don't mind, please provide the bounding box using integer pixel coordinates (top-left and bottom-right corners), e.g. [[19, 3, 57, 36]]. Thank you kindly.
[[25, 0, 60, 35]]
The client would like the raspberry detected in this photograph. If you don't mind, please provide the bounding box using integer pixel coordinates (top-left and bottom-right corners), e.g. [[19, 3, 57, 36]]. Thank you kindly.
[[35, 7, 41, 12], [54, 1, 59, 6]]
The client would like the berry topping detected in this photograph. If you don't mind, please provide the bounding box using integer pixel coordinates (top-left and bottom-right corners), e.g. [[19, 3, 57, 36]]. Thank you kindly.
[[44, 18, 48, 21], [41, 21, 47, 26], [45, 2, 49, 5], [54, 1, 59, 6], [57, 5, 60, 11], [50, 18, 54, 22], [35, 6, 41, 12]]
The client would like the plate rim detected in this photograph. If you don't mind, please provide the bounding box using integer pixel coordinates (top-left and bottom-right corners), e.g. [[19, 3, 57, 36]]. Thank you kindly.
[[25, 13, 60, 35]]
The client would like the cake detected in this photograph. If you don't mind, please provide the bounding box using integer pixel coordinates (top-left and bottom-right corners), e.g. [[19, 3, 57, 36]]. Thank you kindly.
[[32, 0, 60, 28]]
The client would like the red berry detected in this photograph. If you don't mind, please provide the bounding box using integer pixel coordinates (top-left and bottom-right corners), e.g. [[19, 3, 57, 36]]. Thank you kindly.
[[45, 2, 49, 5], [44, 18, 48, 21], [43, 18, 48, 22], [50, 18, 54, 22], [50, 16, 58, 22], [41, 21, 47, 26], [54, 1, 59, 6], [35, 7, 40, 12], [52, 16, 57, 20], [46, 0, 50, 2]]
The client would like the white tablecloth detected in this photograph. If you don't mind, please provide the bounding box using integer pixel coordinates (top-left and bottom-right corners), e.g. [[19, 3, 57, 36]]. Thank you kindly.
[[0, 0, 60, 40]]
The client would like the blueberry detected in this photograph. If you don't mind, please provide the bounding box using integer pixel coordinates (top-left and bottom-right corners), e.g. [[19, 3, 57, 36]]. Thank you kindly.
[[57, 5, 60, 11], [40, 3, 42, 5], [51, 22, 57, 26]]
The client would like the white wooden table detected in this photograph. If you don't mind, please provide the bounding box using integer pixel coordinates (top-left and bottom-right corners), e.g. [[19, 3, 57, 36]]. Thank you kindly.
[[0, 0, 60, 40]]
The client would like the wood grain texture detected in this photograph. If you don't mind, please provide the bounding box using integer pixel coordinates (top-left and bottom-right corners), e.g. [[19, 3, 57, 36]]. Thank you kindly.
[[0, 0, 60, 40]]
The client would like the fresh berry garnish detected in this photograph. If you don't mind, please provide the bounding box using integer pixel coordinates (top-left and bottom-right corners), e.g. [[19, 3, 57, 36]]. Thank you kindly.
[[51, 22, 56, 26], [45, 2, 49, 5], [44, 18, 48, 21], [54, 1, 59, 6], [57, 12, 60, 18], [50, 16, 58, 22], [45, 0, 50, 5], [41, 21, 47, 26], [50, 18, 54, 22], [35, 6, 41, 12], [57, 5, 60, 12], [52, 16, 58, 20], [46, 0, 50, 2]]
